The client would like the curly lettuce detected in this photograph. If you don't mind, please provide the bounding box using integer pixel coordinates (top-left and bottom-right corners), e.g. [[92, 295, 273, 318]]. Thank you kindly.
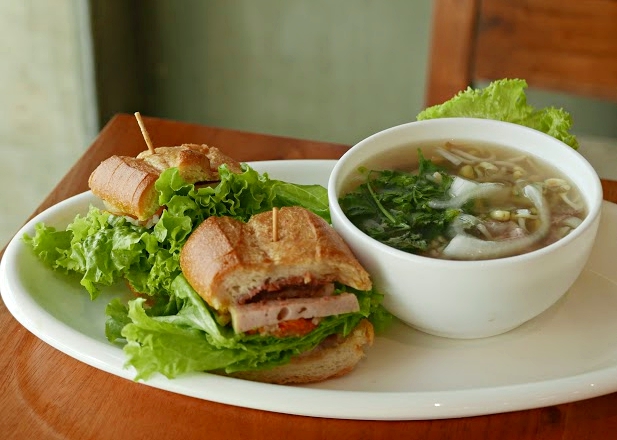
[[417, 78, 578, 149], [24, 162, 392, 380], [24, 164, 330, 301], [109, 275, 389, 380]]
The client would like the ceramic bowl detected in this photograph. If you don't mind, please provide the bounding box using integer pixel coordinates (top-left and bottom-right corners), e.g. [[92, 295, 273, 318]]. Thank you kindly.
[[328, 118, 603, 338]]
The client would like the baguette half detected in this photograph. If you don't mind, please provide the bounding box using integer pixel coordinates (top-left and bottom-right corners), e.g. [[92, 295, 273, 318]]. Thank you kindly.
[[88, 155, 161, 221], [88, 144, 241, 221], [180, 206, 376, 384], [180, 206, 373, 312], [228, 319, 374, 384], [136, 143, 242, 182]]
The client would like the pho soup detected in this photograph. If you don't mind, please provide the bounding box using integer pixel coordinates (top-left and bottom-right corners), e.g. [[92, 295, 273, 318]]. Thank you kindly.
[[338, 141, 587, 260]]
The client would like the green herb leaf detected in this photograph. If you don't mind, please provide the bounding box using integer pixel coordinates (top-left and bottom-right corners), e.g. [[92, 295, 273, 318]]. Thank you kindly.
[[339, 151, 458, 254]]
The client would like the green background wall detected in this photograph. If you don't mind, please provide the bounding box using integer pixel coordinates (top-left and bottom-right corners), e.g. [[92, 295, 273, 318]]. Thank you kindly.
[[90, 0, 617, 145]]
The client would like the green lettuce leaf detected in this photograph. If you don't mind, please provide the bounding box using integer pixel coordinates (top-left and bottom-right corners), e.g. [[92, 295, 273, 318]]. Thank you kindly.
[[25, 162, 388, 381], [417, 78, 578, 149], [272, 182, 331, 223], [24, 164, 330, 300], [117, 274, 390, 380], [24, 208, 156, 299]]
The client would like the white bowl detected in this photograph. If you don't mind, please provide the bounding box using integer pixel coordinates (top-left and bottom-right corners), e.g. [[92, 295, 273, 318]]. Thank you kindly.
[[328, 118, 603, 339]]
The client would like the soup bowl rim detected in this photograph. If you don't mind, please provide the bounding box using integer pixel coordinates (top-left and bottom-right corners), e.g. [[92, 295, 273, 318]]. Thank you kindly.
[[328, 117, 603, 268]]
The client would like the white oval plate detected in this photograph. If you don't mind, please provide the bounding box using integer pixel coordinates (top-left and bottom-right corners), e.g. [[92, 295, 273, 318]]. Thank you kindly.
[[2, 159, 617, 420]]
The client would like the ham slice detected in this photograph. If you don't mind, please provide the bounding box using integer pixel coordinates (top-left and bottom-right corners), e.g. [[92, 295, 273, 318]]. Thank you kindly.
[[229, 293, 360, 333]]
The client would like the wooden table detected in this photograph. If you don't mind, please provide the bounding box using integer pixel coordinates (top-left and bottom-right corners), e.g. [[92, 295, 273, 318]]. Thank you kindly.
[[2, 114, 617, 439]]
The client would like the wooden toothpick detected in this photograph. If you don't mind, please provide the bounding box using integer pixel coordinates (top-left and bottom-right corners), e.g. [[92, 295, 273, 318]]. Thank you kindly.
[[134, 112, 155, 154], [272, 207, 279, 242]]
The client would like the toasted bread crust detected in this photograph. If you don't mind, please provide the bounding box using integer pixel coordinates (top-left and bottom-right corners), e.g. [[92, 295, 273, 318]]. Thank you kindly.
[[182, 144, 243, 175], [228, 319, 374, 384], [136, 144, 242, 182], [89, 144, 242, 221], [88, 155, 161, 221], [180, 206, 372, 311]]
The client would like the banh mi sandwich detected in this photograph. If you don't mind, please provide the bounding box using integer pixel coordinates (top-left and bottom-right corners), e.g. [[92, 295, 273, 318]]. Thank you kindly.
[[179, 205, 375, 384], [26, 131, 389, 382], [88, 144, 242, 223]]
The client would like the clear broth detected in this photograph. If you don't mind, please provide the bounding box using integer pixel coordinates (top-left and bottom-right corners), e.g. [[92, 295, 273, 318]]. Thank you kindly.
[[340, 140, 587, 260]]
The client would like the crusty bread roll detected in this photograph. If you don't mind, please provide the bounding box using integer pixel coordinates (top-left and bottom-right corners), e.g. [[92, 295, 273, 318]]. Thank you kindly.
[[88, 155, 161, 221], [88, 144, 242, 221], [180, 206, 372, 312], [136, 144, 242, 183], [180, 206, 375, 384], [228, 319, 374, 384]]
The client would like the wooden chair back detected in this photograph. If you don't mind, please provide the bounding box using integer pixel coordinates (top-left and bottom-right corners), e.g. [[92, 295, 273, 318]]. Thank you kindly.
[[425, 0, 617, 106]]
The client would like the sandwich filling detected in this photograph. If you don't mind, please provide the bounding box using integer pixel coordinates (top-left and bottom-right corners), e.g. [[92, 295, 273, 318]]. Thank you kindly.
[[180, 206, 373, 338], [230, 286, 360, 334]]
